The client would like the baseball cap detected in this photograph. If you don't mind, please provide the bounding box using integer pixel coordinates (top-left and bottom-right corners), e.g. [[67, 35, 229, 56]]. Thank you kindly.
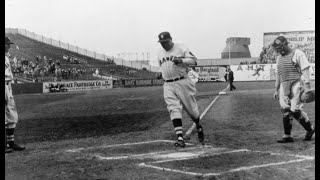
[[158, 32, 172, 42], [5, 37, 14, 45]]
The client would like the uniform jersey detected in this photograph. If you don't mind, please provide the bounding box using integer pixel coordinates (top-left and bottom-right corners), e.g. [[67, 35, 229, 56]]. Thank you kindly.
[[277, 49, 311, 112], [157, 43, 197, 80], [5, 54, 19, 129], [5, 55, 14, 82], [276, 49, 310, 82]]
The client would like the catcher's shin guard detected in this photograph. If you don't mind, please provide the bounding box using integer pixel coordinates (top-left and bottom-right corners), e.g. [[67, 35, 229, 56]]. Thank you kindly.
[[292, 110, 313, 133], [281, 108, 292, 136], [282, 116, 292, 136]]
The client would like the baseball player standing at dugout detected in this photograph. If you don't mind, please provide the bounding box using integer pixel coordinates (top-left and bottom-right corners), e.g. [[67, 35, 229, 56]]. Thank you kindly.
[[272, 36, 315, 143], [156, 31, 204, 148], [5, 37, 26, 153]]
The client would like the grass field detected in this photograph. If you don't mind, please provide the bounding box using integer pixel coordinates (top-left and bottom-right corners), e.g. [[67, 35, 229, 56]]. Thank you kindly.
[[5, 81, 315, 180]]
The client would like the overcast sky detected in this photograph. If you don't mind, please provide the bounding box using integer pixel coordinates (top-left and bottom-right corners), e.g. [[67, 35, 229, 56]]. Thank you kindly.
[[5, 0, 314, 66]]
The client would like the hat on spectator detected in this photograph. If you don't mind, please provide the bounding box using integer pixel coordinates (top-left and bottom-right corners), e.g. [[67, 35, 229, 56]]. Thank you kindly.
[[5, 37, 14, 44], [158, 32, 172, 42]]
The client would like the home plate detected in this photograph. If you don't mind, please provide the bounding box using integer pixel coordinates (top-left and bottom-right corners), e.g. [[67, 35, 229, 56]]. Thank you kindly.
[[156, 152, 198, 159], [149, 147, 228, 160]]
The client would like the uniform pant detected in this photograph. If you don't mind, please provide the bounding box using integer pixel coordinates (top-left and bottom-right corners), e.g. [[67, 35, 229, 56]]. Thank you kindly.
[[229, 79, 236, 91], [278, 79, 312, 135], [5, 83, 18, 129], [279, 79, 304, 112], [163, 77, 200, 121]]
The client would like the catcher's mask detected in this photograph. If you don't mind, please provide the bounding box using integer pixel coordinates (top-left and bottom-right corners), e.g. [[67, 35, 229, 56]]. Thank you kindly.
[[272, 36, 289, 56]]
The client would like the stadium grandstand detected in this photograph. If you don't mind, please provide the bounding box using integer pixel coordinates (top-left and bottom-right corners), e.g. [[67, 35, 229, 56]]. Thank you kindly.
[[5, 32, 158, 83]]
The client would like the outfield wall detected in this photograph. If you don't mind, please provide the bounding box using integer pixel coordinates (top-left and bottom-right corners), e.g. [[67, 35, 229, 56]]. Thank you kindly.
[[11, 63, 315, 95], [12, 83, 43, 95], [230, 63, 315, 81]]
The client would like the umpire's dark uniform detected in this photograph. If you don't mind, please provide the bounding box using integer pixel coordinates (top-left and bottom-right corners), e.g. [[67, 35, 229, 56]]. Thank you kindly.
[[228, 69, 236, 91]]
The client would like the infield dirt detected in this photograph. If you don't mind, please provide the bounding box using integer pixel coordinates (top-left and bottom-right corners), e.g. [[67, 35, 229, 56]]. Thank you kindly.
[[5, 81, 315, 180]]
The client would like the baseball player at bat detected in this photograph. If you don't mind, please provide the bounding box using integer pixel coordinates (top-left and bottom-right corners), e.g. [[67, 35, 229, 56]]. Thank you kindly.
[[272, 36, 315, 143], [156, 31, 204, 148]]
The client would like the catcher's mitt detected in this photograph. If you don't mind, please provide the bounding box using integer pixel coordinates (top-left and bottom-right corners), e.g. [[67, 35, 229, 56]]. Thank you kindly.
[[300, 89, 315, 103]]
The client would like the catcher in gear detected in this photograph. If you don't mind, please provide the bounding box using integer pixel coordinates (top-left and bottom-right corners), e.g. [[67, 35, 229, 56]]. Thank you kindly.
[[272, 36, 315, 143], [156, 31, 204, 148]]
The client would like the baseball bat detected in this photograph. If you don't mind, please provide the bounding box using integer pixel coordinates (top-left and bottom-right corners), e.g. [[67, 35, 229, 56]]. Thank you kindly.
[[184, 123, 196, 138]]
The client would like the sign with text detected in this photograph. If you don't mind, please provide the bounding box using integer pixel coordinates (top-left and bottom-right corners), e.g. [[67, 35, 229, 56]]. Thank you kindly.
[[230, 63, 315, 81], [43, 80, 113, 93], [135, 79, 152, 86], [195, 66, 228, 82]]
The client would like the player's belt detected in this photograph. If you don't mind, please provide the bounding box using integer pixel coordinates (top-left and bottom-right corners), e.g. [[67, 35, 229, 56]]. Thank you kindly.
[[164, 76, 184, 82]]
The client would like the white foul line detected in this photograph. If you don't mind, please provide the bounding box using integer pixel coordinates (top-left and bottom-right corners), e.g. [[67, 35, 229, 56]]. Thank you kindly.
[[93, 146, 221, 160], [204, 157, 314, 177], [139, 163, 210, 177], [185, 85, 229, 136], [200, 85, 229, 120], [139, 148, 314, 177]]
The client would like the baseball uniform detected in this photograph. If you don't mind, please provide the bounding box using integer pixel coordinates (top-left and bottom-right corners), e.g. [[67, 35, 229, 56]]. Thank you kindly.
[[273, 36, 314, 143], [157, 43, 200, 121], [157, 31, 204, 147], [5, 37, 25, 152], [5, 55, 19, 129]]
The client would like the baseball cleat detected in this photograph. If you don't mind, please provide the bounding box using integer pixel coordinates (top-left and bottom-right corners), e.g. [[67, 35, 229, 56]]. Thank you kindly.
[[184, 135, 191, 141], [303, 128, 315, 141], [8, 143, 26, 151], [197, 125, 204, 144], [277, 137, 294, 143], [5, 148, 13, 153], [174, 140, 186, 148]]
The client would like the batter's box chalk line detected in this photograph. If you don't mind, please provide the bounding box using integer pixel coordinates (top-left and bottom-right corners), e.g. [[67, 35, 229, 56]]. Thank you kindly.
[[65, 140, 183, 153], [138, 148, 314, 177], [65, 139, 223, 160]]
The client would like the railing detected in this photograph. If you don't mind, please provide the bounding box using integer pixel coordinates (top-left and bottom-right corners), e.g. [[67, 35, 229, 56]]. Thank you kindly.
[[5, 28, 160, 72]]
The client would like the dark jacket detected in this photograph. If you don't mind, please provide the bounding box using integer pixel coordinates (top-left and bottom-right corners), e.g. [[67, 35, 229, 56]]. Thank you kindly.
[[228, 70, 234, 80]]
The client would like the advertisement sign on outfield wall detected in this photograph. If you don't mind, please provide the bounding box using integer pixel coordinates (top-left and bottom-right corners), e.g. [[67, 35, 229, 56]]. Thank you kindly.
[[43, 80, 113, 93], [230, 63, 315, 81], [194, 66, 228, 82]]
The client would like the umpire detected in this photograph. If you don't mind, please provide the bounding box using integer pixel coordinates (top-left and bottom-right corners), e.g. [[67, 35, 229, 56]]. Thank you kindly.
[[5, 37, 25, 153], [228, 68, 236, 91]]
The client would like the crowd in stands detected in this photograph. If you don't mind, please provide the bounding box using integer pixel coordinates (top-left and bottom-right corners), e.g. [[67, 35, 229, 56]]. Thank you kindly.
[[9, 53, 156, 82], [258, 45, 278, 64], [258, 43, 315, 64], [10, 54, 96, 82], [290, 43, 315, 63]]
